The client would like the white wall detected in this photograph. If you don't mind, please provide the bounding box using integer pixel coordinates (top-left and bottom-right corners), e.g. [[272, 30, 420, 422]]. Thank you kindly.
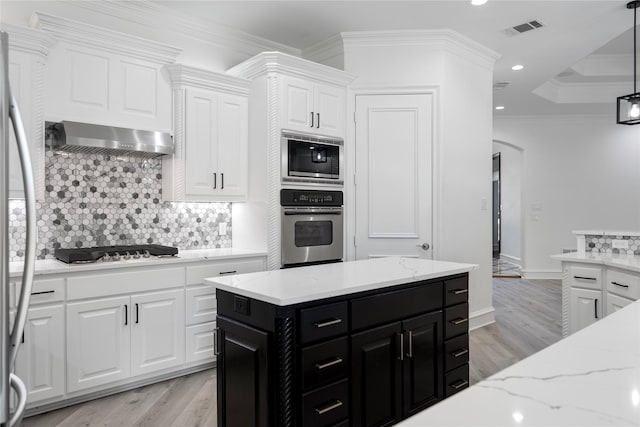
[[494, 116, 640, 278], [493, 141, 522, 264], [342, 32, 498, 328]]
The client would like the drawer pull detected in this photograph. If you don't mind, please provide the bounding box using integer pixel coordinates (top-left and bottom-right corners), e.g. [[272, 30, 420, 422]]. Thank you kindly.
[[314, 318, 342, 328], [450, 317, 468, 326], [315, 399, 343, 415], [451, 348, 469, 358], [612, 281, 630, 289], [574, 276, 596, 281], [450, 379, 469, 390], [315, 357, 343, 371], [30, 290, 54, 296], [449, 289, 468, 295], [219, 270, 237, 276]]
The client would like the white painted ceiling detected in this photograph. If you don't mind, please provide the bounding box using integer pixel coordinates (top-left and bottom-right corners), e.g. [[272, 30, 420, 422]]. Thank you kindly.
[[157, 0, 635, 117]]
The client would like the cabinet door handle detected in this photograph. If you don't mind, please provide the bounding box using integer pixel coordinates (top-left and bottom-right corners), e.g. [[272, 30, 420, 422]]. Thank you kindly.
[[595, 298, 598, 319], [315, 357, 343, 370], [315, 399, 343, 415], [124, 304, 128, 326], [450, 379, 469, 390], [612, 281, 629, 288], [316, 112, 320, 128], [406, 330, 413, 358], [310, 112, 314, 127], [219, 270, 237, 276], [213, 172, 217, 189], [450, 317, 468, 325], [30, 290, 54, 296], [214, 328, 219, 356], [314, 318, 342, 328], [449, 289, 468, 295], [221, 173, 224, 190], [397, 332, 404, 361], [574, 276, 596, 281], [451, 348, 469, 358], [21, 332, 24, 344], [135, 303, 139, 324]]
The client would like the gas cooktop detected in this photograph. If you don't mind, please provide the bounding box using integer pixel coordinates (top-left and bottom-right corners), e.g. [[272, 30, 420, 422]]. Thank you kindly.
[[55, 244, 179, 264]]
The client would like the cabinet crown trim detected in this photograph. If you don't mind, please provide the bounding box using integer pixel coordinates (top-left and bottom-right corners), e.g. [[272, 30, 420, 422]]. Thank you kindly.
[[2, 23, 55, 59], [227, 51, 357, 86], [29, 12, 182, 64], [165, 64, 250, 95]]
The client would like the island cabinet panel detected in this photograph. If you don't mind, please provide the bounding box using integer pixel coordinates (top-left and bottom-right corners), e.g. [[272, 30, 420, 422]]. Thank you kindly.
[[215, 272, 469, 427]]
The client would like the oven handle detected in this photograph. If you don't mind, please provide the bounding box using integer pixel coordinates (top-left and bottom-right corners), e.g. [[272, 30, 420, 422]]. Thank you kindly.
[[283, 209, 343, 216]]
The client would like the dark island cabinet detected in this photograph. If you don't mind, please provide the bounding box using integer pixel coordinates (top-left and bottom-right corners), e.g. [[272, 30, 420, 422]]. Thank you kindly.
[[216, 272, 469, 427]]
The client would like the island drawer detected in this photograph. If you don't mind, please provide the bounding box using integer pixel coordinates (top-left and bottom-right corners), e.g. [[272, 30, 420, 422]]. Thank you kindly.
[[444, 334, 469, 372], [301, 379, 349, 427], [445, 364, 469, 397], [301, 336, 349, 391], [444, 276, 468, 306], [568, 265, 602, 290], [606, 269, 640, 300], [351, 282, 443, 331], [300, 302, 349, 344], [445, 303, 469, 339]]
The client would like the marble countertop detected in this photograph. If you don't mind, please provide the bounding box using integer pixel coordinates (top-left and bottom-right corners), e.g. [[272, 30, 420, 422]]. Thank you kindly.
[[9, 248, 267, 278], [205, 256, 477, 306], [551, 252, 640, 273], [398, 299, 640, 426]]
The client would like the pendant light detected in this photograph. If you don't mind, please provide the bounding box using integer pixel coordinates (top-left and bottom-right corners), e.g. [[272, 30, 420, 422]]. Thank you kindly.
[[617, 1, 640, 124]]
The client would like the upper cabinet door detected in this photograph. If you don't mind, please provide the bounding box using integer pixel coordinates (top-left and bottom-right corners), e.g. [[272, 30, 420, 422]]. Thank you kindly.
[[314, 83, 345, 138], [217, 94, 248, 197], [185, 88, 218, 197], [282, 75, 314, 132]]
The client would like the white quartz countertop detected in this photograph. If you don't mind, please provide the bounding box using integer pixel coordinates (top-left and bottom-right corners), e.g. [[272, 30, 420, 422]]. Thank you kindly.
[[551, 252, 640, 273], [205, 257, 477, 306], [398, 299, 640, 426], [9, 248, 267, 278]]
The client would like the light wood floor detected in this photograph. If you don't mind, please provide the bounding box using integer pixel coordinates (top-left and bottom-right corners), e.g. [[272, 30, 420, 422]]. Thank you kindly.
[[23, 277, 561, 427]]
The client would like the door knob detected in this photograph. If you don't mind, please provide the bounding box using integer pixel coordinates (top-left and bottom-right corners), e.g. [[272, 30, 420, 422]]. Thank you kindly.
[[417, 243, 430, 251]]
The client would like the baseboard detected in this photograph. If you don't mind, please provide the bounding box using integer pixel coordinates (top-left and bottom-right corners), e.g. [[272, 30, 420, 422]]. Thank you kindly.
[[521, 269, 562, 280], [469, 306, 495, 330], [499, 253, 521, 266]]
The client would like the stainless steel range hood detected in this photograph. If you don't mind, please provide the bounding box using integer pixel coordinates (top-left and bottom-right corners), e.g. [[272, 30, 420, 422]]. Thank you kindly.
[[45, 121, 174, 159]]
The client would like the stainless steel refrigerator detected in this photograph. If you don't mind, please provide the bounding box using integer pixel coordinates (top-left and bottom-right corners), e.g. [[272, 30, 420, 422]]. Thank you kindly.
[[1, 30, 37, 427]]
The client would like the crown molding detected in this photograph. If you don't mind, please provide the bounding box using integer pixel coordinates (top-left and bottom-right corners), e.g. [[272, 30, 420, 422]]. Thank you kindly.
[[340, 29, 501, 71], [534, 78, 631, 104], [227, 51, 357, 86], [165, 64, 250, 96], [0, 23, 55, 59], [302, 34, 344, 65], [29, 11, 182, 64], [70, 0, 300, 58]]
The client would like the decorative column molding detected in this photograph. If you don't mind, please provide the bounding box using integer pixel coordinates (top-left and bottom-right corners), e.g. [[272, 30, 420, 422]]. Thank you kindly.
[[267, 72, 281, 270]]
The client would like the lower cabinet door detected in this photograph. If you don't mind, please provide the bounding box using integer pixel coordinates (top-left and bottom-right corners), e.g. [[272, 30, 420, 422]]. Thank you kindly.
[[186, 321, 216, 364], [569, 287, 602, 333], [131, 289, 185, 377], [402, 311, 443, 417], [67, 296, 131, 392], [351, 321, 402, 427], [217, 316, 270, 427], [14, 304, 65, 404], [606, 292, 635, 315]]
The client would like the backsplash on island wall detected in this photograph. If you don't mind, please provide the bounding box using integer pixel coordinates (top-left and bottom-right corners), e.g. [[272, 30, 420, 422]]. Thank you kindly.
[[584, 234, 640, 255], [8, 150, 231, 261]]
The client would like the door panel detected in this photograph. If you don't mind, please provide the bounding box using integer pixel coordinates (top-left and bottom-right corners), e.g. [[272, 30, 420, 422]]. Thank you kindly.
[[569, 288, 601, 333], [185, 88, 217, 196], [355, 94, 433, 259], [282, 76, 314, 131], [217, 94, 248, 196], [315, 83, 344, 137]]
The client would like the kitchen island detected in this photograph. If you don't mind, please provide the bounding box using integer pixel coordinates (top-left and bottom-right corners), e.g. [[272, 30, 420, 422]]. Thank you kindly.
[[205, 256, 477, 427]]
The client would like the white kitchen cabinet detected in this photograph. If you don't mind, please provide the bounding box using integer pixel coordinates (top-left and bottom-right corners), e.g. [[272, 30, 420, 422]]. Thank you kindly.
[[66, 296, 131, 393], [569, 288, 602, 333], [282, 75, 345, 137], [14, 304, 65, 403], [606, 292, 634, 315], [186, 285, 217, 326], [186, 321, 216, 364], [164, 64, 249, 202]]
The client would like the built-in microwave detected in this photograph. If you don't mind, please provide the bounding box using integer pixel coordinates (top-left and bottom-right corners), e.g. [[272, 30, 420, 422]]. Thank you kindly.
[[281, 131, 344, 186]]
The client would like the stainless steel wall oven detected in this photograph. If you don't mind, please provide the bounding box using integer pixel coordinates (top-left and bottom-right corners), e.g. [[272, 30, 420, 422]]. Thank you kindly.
[[281, 189, 343, 267], [281, 131, 344, 186]]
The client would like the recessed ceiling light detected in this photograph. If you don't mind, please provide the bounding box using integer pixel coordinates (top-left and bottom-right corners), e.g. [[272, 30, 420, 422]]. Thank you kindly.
[[471, 0, 488, 5], [495, 106, 505, 110], [512, 64, 524, 71]]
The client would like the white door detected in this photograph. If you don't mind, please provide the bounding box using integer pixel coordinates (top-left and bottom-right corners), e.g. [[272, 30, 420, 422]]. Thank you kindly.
[[14, 305, 65, 403], [281, 75, 314, 131], [606, 293, 634, 316], [185, 88, 218, 197], [354, 94, 433, 259], [131, 289, 185, 376], [217, 93, 248, 197], [67, 296, 131, 392], [569, 288, 602, 333], [315, 83, 345, 137]]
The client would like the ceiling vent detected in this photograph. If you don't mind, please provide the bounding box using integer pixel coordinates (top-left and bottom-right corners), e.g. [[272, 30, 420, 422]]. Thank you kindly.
[[503, 20, 544, 36], [493, 81, 511, 91]]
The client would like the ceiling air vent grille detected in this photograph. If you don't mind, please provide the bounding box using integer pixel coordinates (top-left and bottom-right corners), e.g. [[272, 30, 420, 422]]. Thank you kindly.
[[503, 20, 544, 36], [493, 81, 511, 91]]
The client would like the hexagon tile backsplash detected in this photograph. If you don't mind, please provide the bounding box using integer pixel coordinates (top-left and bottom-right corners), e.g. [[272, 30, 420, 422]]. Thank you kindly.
[[8, 150, 231, 261]]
